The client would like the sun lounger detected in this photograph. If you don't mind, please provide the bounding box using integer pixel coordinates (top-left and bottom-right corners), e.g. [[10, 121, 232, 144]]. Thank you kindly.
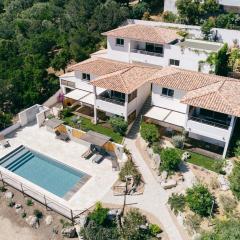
[[55, 130, 70, 142], [0, 139, 10, 148], [92, 153, 104, 164]]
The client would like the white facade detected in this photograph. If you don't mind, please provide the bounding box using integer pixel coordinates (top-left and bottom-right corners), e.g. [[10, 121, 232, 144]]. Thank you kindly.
[[150, 84, 236, 157], [164, 0, 177, 13], [106, 36, 218, 73]]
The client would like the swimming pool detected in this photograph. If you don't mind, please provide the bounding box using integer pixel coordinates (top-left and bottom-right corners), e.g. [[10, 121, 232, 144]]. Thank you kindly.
[[0, 145, 89, 198]]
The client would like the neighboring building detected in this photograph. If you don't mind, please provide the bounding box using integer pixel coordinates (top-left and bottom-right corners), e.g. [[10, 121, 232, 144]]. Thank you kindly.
[[102, 24, 222, 73], [144, 67, 240, 158], [164, 0, 240, 14]]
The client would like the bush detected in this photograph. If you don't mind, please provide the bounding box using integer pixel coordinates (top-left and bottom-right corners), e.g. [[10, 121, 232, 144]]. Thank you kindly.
[[162, 11, 177, 23], [186, 184, 214, 217], [140, 122, 159, 144], [121, 209, 150, 240], [234, 140, 240, 157], [119, 160, 142, 185], [152, 142, 162, 154], [0, 111, 12, 131], [0, 186, 7, 192], [149, 224, 162, 236], [229, 161, 240, 200], [168, 193, 186, 215], [21, 212, 27, 218], [212, 159, 225, 174], [33, 209, 43, 219], [184, 214, 202, 234], [109, 116, 128, 136], [60, 107, 72, 119], [26, 199, 34, 206], [88, 202, 109, 226], [160, 148, 181, 173], [8, 200, 15, 208], [172, 135, 185, 149]]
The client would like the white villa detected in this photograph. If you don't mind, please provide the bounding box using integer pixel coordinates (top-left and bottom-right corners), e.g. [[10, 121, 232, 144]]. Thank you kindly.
[[60, 22, 240, 158]]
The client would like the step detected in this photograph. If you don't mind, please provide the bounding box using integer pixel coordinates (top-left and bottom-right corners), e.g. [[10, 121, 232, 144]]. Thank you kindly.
[[7, 152, 33, 170], [0, 145, 24, 163], [1, 149, 29, 167], [10, 154, 34, 172]]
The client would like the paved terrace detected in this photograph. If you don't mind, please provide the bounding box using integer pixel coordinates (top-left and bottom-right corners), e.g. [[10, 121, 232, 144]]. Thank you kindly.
[[0, 122, 118, 213]]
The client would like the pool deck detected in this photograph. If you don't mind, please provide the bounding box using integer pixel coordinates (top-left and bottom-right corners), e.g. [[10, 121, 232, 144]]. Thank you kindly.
[[0, 122, 118, 213]]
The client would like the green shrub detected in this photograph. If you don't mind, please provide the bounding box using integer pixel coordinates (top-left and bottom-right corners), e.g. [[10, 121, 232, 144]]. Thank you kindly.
[[168, 193, 186, 215], [26, 199, 34, 206], [160, 148, 181, 173], [152, 142, 162, 154], [60, 107, 72, 119], [8, 200, 15, 208], [172, 135, 185, 149], [88, 202, 109, 226], [229, 161, 240, 200], [119, 160, 141, 185], [162, 11, 177, 23], [140, 122, 159, 144], [149, 223, 162, 236], [234, 140, 240, 157], [109, 116, 128, 136], [186, 184, 214, 217], [0, 186, 7, 192], [33, 209, 43, 219], [212, 159, 225, 174], [21, 212, 27, 218]]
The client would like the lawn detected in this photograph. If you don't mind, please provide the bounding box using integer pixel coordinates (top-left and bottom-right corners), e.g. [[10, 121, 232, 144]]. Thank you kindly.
[[176, 149, 217, 172], [63, 115, 123, 144]]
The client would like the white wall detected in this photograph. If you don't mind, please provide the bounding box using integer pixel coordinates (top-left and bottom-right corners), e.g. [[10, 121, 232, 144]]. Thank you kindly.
[[18, 104, 42, 126], [107, 36, 130, 62], [186, 120, 229, 143], [95, 99, 126, 117], [164, 0, 177, 14], [151, 84, 188, 113], [0, 122, 21, 136], [43, 89, 62, 108], [127, 82, 151, 116]]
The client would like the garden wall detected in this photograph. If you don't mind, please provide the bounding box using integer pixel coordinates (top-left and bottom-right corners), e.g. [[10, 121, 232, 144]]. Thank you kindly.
[[0, 122, 21, 137]]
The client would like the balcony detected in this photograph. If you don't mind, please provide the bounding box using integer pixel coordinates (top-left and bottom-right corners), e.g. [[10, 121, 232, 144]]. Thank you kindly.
[[189, 116, 229, 129], [131, 48, 164, 57], [97, 91, 125, 106]]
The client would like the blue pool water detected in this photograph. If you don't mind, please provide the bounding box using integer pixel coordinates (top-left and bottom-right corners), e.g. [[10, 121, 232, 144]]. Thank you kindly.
[[0, 145, 87, 197]]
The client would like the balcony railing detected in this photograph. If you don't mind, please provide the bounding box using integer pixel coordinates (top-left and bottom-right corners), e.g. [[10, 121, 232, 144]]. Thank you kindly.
[[131, 49, 164, 57], [97, 95, 125, 106], [189, 116, 229, 129]]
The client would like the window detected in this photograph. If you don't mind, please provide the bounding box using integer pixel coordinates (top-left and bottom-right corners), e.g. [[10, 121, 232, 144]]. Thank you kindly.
[[146, 43, 163, 55], [128, 90, 137, 103], [82, 73, 90, 81], [162, 88, 174, 97], [169, 59, 180, 66], [116, 38, 124, 46], [60, 79, 75, 88]]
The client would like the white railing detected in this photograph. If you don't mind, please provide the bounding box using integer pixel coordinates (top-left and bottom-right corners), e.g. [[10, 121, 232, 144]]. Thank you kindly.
[[131, 49, 164, 57], [0, 169, 88, 222]]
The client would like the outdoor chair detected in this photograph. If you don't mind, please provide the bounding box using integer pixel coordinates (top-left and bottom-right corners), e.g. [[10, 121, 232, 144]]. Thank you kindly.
[[0, 135, 10, 148], [55, 130, 70, 142], [92, 153, 104, 164]]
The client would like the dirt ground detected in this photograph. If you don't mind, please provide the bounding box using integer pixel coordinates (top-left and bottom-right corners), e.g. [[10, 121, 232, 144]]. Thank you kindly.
[[0, 184, 76, 240]]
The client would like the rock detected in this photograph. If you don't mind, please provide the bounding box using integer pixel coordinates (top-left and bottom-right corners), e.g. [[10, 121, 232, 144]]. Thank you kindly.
[[75, 214, 87, 228], [45, 215, 53, 226], [161, 171, 168, 181], [15, 203, 22, 209], [161, 179, 177, 189], [26, 215, 39, 229], [181, 151, 190, 161], [15, 208, 23, 214], [218, 175, 230, 191], [4, 191, 13, 199], [61, 226, 76, 238]]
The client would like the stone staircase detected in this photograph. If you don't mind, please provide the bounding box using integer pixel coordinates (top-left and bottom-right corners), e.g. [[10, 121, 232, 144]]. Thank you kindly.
[[127, 96, 152, 139]]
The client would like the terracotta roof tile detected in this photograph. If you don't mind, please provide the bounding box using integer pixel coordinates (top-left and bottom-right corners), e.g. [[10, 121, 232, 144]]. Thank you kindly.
[[67, 58, 130, 76], [91, 66, 158, 94], [102, 24, 182, 44]]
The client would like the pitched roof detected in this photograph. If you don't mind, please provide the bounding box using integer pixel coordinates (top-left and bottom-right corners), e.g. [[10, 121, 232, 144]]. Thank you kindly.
[[91, 66, 157, 94], [181, 79, 240, 117], [67, 58, 130, 76], [150, 67, 229, 91], [102, 24, 182, 44]]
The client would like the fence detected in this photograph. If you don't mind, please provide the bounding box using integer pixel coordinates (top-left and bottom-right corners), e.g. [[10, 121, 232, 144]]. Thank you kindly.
[[0, 168, 88, 222]]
